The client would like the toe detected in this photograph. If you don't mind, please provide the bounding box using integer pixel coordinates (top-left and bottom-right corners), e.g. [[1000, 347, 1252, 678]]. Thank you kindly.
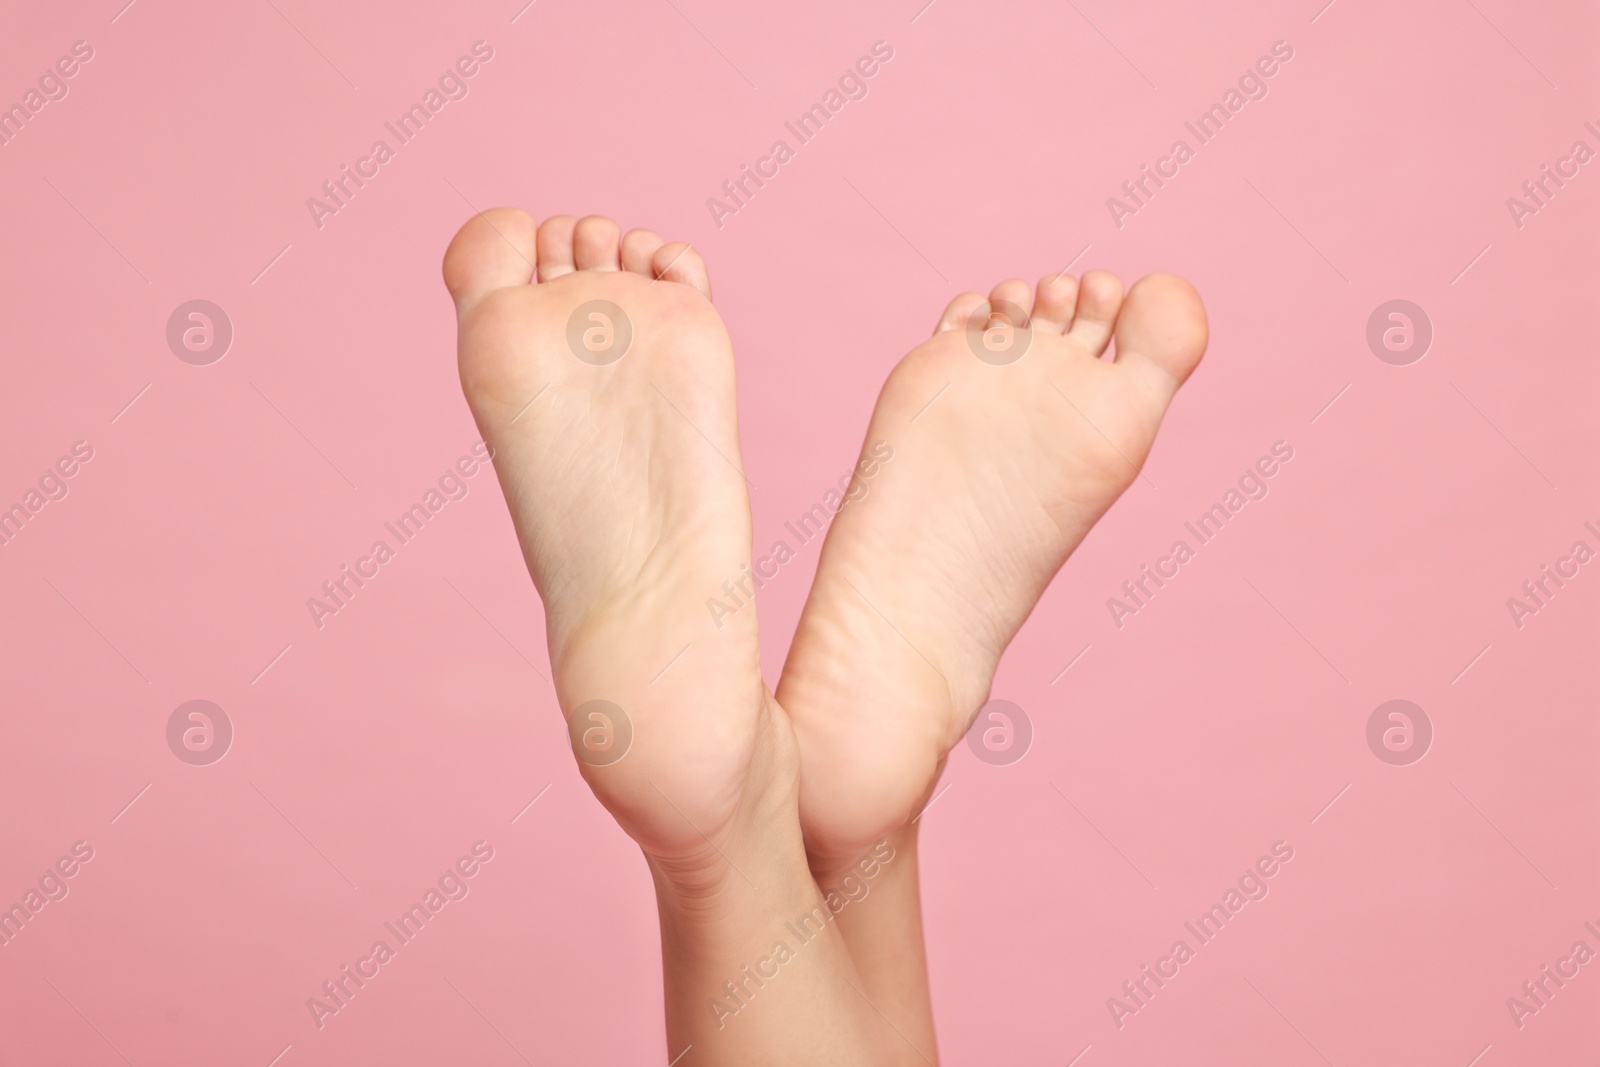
[[573, 215, 623, 271], [1112, 273, 1208, 395], [621, 228, 665, 275], [442, 208, 537, 316], [1031, 273, 1078, 334], [1066, 269, 1125, 356], [934, 291, 985, 334], [536, 215, 578, 281], [652, 242, 712, 299], [987, 279, 1033, 323]]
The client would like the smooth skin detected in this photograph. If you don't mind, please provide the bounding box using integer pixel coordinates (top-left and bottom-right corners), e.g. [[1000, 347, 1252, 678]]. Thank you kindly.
[[445, 208, 1208, 1065], [777, 269, 1208, 1059], [445, 209, 900, 1066]]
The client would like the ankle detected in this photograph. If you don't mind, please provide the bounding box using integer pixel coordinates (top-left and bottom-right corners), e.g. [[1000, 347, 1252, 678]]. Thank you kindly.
[[810, 824, 916, 886], [646, 693, 807, 910]]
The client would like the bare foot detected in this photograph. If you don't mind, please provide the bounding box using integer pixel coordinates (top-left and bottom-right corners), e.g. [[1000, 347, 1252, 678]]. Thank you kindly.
[[444, 210, 895, 1065], [778, 269, 1208, 861], [446, 210, 771, 865]]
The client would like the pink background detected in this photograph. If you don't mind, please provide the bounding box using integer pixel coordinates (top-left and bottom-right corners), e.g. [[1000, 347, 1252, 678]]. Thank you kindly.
[[1, 0, 1595, 1064]]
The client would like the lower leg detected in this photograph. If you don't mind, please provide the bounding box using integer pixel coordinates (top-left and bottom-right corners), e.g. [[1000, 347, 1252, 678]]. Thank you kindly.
[[808, 824, 938, 1066], [652, 698, 895, 1065]]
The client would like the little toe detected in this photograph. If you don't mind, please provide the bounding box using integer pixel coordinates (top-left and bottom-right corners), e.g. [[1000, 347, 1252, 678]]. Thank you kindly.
[[1066, 269, 1125, 357], [1112, 273, 1208, 397], [1031, 273, 1078, 334], [652, 242, 712, 299], [536, 215, 578, 281], [572, 215, 622, 271], [621, 228, 665, 275], [934, 292, 985, 334], [442, 207, 537, 317]]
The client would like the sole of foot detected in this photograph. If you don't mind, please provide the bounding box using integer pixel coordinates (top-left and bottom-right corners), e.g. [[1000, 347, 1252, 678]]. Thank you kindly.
[[777, 269, 1207, 861], [445, 210, 785, 876]]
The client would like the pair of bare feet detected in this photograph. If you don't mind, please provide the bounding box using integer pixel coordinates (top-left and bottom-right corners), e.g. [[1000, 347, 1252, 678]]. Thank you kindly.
[[442, 210, 1207, 1065]]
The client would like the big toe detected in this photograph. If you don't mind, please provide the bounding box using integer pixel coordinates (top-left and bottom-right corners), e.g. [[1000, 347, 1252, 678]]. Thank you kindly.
[[1113, 273, 1208, 396], [442, 208, 537, 316]]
